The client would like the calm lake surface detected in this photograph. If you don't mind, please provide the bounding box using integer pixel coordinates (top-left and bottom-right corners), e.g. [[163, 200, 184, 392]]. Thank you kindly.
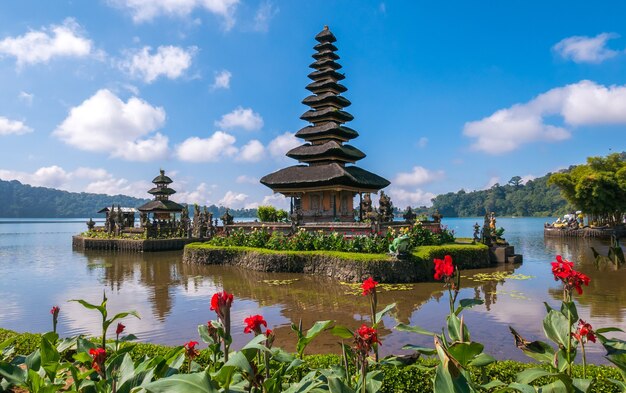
[[1, 217, 625, 363]]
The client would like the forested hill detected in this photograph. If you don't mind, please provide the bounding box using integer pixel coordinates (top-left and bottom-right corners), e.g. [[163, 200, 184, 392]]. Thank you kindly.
[[429, 173, 571, 217], [0, 179, 150, 218], [0, 179, 259, 218]]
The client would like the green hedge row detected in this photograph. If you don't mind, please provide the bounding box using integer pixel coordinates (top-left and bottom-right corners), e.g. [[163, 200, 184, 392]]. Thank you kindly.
[[412, 243, 490, 270], [1, 328, 621, 392]]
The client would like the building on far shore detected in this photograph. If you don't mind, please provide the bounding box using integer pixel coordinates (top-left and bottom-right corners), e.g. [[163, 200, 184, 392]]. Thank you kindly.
[[261, 26, 390, 223]]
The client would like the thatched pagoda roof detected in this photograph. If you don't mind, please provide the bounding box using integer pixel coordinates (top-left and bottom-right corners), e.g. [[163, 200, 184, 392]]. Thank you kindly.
[[148, 187, 176, 196], [315, 26, 336, 43], [260, 163, 390, 192], [152, 169, 173, 184], [295, 122, 359, 141], [137, 199, 184, 213], [286, 141, 365, 162]]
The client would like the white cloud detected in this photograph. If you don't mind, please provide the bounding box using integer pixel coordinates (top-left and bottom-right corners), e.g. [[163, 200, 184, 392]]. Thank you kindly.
[[268, 132, 299, 158], [236, 175, 258, 184], [0, 166, 70, 188], [18, 91, 34, 105], [417, 137, 428, 148], [484, 176, 500, 189], [253, 1, 279, 32], [215, 107, 264, 131], [53, 89, 169, 161], [175, 182, 213, 205], [72, 167, 111, 180], [120, 45, 195, 83], [260, 193, 288, 209], [0, 116, 32, 136], [464, 80, 626, 154], [218, 190, 248, 208], [520, 174, 536, 184], [211, 70, 231, 90], [387, 188, 436, 207], [394, 166, 444, 187], [553, 33, 620, 64], [108, 0, 239, 30], [85, 177, 150, 198], [238, 139, 265, 162], [0, 18, 93, 67], [175, 131, 237, 162]]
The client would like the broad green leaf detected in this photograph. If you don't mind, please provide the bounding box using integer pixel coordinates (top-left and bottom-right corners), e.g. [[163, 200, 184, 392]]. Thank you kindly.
[[56, 336, 78, 353], [214, 351, 253, 387], [516, 368, 556, 384], [468, 352, 496, 367], [395, 323, 435, 336], [401, 344, 436, 356], [455, 298, 483, 315], [560, 301, 578, 323], [282, 371, 324, 393], [571, 378, 594, 393], [446, 342, 484, 367], [539, 380, 569, 393], [374, 303, 396, 325], [365, 369, 384, 393], [510, 326, 555, 364], [327, 375, 356, 393], [0, 361, 27, 385], [0, 337, 15, 351], [198, 324, 216, 345], [144, 372, 218, 393], [69, 299, 106, 316], [543, 310, 571, 348], [25, 349, 41, 371], [297, 320, 334, 356], [331, 326, 353, 339], [504, 382, 536, 393], [447, 313, 469, 342]]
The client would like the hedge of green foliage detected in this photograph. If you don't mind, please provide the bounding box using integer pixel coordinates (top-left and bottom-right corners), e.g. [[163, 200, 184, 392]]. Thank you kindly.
[[206, 224, 455, 254], [412, 243, 490, 269], [1, 328, 621, 392]]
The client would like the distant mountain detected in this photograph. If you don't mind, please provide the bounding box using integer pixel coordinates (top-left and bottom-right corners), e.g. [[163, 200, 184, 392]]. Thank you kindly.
[[0, 179, 150, 218], [0, 179, 259, 219]]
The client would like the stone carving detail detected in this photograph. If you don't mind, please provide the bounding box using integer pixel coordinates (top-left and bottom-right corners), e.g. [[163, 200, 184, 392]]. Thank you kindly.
[[378, 191, 394, 222]]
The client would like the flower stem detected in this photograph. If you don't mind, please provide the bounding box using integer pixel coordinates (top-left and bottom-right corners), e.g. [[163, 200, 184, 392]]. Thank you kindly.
[[581, 341, 587, 379]]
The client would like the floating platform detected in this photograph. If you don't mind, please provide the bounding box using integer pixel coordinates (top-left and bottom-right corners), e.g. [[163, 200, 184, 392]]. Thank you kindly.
[[544, 226, 626, 240], [72, 236, 202, 252]]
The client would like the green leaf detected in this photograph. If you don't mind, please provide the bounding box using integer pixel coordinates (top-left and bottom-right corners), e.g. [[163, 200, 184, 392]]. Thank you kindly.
[[69, 299, 106, 316], [395, 323, 435, 336], [571, 378, 594, 393], [331, 326, 353, 339], [468, 352, 496, 367], [198, 324, 216, 345], [560, 301, 578, 323], [455, 298, 483, 315], [327, 375, 356, 393], [401, 344, 436, 356], [297, 320, 334, 356], [516, 368, 556, 384], [595, 327, 624, 334], [365, 369, 384, 393], [447, 314, 469, 343], [543, 310, 571, 348], [144, 372, 218, 393], [374, 303, 396, 325], [446, 342, 484, 367], [214, 351, 253, 387], [504, 382, 536, 393], [0, 361, 27, 385], [510, 327, 555, 364]]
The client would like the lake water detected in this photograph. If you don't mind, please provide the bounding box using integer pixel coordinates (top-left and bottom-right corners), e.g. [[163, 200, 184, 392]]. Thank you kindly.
[[1, 217, 625, 364]]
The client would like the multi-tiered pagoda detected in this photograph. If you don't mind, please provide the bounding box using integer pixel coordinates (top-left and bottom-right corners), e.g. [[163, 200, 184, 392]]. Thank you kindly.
[[138, 169, 184, 220], [261, 26, 390, 222]]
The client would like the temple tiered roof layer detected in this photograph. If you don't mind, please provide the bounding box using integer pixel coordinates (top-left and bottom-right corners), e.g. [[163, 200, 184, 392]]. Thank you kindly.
[[138, 170, 184, 213], [261, 26, 390, 194]]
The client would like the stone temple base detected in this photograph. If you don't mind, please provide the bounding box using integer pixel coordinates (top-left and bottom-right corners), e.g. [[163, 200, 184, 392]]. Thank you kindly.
[[72, 236, 202, 252]]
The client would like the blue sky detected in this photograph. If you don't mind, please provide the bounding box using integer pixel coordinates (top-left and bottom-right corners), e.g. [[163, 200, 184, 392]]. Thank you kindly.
[[0, 1, 625, 210]]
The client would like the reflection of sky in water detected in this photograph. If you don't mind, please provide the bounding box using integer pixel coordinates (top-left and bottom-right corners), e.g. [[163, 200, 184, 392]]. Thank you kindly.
[[0, 218, 625, 364]]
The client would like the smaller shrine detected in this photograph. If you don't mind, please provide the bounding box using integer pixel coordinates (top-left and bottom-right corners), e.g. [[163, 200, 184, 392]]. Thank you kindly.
[[137, 170, 184, 222]]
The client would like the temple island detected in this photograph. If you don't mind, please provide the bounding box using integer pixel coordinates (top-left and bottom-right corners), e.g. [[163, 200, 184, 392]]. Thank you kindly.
[[73, 26, 522, 281]]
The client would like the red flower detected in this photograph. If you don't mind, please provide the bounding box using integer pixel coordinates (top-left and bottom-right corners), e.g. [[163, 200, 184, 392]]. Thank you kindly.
[[434, 255, 454, 281], [210, 291, 234, 320], [566, 270, 591, 295], [572, 319, 596, 343], [184, 340, 200, 360], [551, 255, 574, 281], [50, 306, 60, 316], [89, 347, 106, 373], [361, 277, 378, 296], [244, 315, 267, 335], [354, 324, 381, 354], [265, 328, 275, 348], [116, 323, 125, 336]]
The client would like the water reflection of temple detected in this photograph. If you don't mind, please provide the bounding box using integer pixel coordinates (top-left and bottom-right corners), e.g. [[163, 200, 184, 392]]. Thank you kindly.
[[79, 249, 521, 352]]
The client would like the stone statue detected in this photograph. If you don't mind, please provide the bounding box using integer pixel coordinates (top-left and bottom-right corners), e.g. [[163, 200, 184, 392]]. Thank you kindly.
[[378, 191, 394, 222], [432, 209, 443, 223], [473, 222, 480, 243], [86, 218, 95, 231], [180, 205, 190, 237], [360, 193, 373, 220], [481, 212, 491, 245], [192, 204, 201, 238], [389, 234, 410, 257], [403, 206, 416, 223], [221, 208, 233, 226], [140, 211, 149, 228]]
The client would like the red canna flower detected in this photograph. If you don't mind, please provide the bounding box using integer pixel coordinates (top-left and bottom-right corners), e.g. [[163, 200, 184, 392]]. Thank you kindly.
[[572, 319, 596, 344], [184, 340, 200, 360], [116, 323, 125, 336], [551, 255, 574, 281], [354, 324, 381, 354], [434, 255, 455, 281], [566, 270, 590, 295], [50, 306, 60, 316], [89, 347, 107, 374], [361, 277, 378, 296], [265, 328, 275, 348], [244, 315, 267, 335], [210, 291, 234, 321]]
